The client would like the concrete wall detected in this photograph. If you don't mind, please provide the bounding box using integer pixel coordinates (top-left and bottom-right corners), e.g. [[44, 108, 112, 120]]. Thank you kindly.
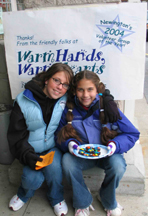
[[23, 0, 120, 9], [0, 41, 12, 105]]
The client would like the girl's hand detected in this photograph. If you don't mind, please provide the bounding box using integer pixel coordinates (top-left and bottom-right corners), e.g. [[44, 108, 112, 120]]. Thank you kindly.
[[103, 89, 122, 123], [68, 141, 79, 154], [107, 142, 116, 156], [26, 152, 43, 170]]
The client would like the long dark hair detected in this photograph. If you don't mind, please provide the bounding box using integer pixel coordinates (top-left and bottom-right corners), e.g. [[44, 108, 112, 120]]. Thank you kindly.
[[57, 70, 118, 145]]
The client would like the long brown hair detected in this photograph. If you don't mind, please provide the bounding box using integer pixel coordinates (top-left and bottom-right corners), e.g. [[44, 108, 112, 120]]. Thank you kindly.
[[57, 70, 118, 145]]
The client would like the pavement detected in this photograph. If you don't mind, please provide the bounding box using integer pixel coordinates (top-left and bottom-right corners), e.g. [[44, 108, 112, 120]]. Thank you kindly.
[[0, 61, 148, 216]]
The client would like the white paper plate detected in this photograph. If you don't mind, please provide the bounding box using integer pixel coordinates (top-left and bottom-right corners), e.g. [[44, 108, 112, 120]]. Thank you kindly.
[[73, 144, 111, 159]]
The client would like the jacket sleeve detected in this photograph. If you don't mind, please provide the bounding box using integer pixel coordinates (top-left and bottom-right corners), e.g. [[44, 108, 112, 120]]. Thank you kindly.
[[111, 109, 140, 154], [7, 101, 36, 165]]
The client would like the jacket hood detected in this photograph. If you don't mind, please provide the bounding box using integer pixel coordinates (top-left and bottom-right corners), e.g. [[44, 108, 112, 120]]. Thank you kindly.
[[25, 78, 57, 125], [25, 79, 47, 102]]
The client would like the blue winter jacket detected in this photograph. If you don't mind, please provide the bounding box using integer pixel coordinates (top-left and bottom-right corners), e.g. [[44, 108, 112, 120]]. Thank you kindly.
[[55, 95, 140, 154], [16, 89, 67, 153]]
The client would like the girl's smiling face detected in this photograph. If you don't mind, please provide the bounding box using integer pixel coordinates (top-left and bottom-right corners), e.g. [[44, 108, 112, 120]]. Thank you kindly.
[[76, 78, 98, 107], [43, 71, 69, 99]]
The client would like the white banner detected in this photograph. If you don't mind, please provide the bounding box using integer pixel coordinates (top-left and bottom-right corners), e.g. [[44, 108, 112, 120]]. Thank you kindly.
[[3, 3, 147, 100]]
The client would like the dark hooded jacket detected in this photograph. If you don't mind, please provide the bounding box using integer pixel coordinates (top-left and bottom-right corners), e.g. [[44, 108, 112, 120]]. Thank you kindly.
[[7, 79, 58, 166]]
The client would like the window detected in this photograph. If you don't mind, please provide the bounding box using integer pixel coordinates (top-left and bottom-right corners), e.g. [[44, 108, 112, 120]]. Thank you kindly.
[[0, 0, 25, 39]]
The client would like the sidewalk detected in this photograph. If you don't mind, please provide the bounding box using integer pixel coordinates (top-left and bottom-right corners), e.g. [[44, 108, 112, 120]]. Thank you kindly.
[[0, 96, 148, 216]]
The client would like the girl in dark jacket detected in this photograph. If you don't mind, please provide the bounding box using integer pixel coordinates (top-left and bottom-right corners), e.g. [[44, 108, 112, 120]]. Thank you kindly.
[[7, 63, 74, 216], [55, 70, 140, 216]]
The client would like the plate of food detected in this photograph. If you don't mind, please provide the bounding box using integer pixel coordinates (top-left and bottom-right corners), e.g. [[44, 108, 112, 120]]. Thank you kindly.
[[73, 144, 111, 159]]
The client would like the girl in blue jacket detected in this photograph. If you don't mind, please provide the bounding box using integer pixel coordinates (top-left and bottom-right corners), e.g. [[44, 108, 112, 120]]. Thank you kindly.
[[7, 63, 74, 216], [55, 70, 140, 216]]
